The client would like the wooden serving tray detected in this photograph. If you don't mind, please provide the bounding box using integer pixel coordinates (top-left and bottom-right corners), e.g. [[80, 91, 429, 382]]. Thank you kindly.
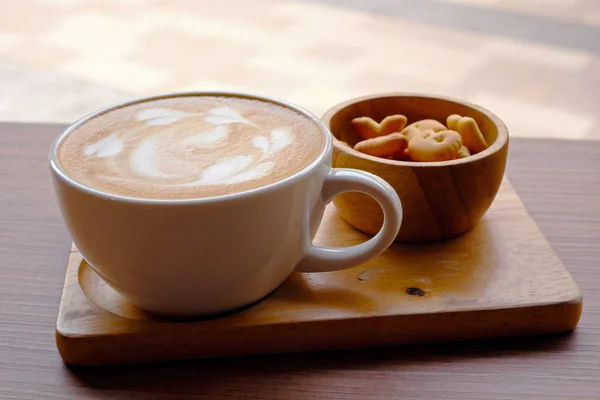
[[56, 179, 582, 366]]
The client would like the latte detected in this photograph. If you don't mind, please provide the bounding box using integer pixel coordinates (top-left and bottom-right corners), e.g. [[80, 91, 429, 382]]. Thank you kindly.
[[58, 94, 325, 199]]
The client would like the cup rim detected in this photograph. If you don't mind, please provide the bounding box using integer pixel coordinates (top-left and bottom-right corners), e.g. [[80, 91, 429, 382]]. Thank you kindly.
[[49, 90, 332, 205], [321, 92, 509, 167]]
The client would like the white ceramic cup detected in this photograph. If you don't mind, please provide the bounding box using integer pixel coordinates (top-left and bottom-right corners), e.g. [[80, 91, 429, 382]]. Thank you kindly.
[[49, 92, 403, 318]]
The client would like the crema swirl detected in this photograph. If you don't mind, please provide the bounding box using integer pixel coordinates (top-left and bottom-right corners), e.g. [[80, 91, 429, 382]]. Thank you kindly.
[[58, 95, 325, 199]]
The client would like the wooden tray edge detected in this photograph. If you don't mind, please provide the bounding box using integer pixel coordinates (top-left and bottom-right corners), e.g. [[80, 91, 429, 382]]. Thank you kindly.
[[57, 295, 582, 366]]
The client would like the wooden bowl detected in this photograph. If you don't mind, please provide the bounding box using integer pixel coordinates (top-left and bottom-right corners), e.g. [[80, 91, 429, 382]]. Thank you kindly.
[[321, 93, 509, 242]]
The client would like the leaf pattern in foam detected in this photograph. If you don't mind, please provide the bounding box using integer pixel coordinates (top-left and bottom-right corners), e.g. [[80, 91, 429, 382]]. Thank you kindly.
[[204, 107, 247, 125], [131, 136, 175, 178], [269, 129, 293, 154], [137, 108, 193, 126], [252, 136, 270, 154], [84, 132, 123, 158], [218, 161, 274, 184], [182, 125, 228, 148], [196, 155, 254, 185]]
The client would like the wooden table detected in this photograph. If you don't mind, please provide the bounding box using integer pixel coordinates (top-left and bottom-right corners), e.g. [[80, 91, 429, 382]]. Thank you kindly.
[[1, 123, 599, 399]]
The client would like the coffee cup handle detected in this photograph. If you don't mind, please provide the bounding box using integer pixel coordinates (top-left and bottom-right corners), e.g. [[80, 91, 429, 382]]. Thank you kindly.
[[296, 168, 402, 273]]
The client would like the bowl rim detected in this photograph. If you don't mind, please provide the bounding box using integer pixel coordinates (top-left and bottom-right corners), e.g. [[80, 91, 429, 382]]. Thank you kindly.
[[321, 92, 509, 167]]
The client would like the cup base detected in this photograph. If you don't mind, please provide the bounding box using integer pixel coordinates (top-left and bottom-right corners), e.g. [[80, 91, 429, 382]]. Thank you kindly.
[[79, 261, 279, 322]]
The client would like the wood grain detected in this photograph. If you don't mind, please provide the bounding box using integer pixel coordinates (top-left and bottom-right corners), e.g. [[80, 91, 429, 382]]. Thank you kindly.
[[0, 123, 599, 399], [321, 93, 509, 242], [56, 180, 581, 366]]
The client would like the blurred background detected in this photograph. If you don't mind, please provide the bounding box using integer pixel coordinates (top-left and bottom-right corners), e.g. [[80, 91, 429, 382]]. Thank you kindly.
[[0, 0, 598, 139]]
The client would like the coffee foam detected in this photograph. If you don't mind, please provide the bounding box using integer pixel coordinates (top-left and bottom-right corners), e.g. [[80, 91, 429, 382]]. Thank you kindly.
[[58, 96, 325, 199]]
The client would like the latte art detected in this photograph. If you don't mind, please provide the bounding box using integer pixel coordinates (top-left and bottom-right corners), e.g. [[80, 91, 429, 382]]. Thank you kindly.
[[58, 95, 325, 199], [86, 107, 293, 186]]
